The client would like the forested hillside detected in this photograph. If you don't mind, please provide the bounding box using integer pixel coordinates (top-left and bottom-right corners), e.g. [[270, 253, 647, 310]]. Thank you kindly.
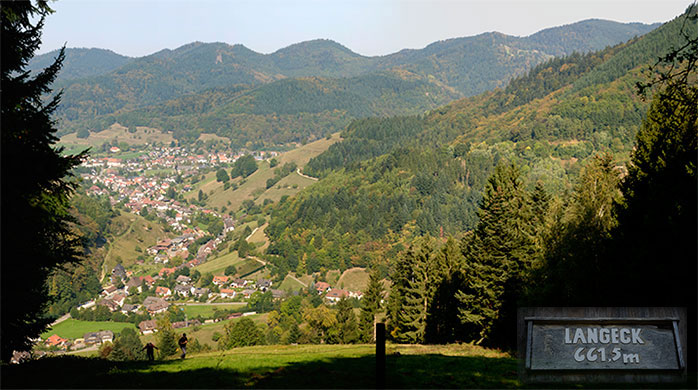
[[70, 71, 460, 146], [28, 48, 131, 81], [265, 8, 697, 351], [49, 19, 657, 145], [264, 11, 691, 276]]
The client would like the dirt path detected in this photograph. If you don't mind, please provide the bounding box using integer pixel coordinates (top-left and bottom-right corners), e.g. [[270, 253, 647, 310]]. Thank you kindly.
[[288, 274, 307, 287], [65, 344, 99, 355], [246, 227, 259, 241], [51, 313, 71, 326], [296, 168, 318, 181]]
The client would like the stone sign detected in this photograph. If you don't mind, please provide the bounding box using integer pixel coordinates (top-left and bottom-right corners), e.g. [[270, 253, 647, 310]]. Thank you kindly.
[[518, 308, 687, 384]]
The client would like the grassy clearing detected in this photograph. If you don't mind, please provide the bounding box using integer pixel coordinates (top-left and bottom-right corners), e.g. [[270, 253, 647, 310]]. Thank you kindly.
[[244, 266, 272, 281], [256, 172, 316, 205], [247, 223, 269, 249], [5, 343, 527, 389], [140, 314, 268, 347], [278, 274, 307, 292], [236, 258, 265, 277], [60, 123, 174, 148], [206, 161, 275, 211], [186, 135, 339, 213], [104, 212, 169, 272], [277, 133, 340, 167], [326, 270, 341, 286], [194, 251, 242, 275], [179, 303, 247, 319], [337, 267, 369, 291], [41, 319, 137, 340]]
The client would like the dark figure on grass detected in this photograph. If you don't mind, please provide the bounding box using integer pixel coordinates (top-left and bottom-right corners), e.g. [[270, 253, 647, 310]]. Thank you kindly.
[[178, 333, 188, 359], [142, 342, 158, 361]]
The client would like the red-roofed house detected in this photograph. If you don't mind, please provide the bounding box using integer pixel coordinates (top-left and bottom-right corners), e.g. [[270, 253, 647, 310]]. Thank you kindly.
[[111, 293, 126, 307], [45, 334, 69, 347], [315, 282, 331, 294], [325, 289, 349, 303], [159, 267, 175, 277], [155, 286, 171, 297], [220, 289, 236, 298], [143, 275, 156, 286], [212, 275, 229, 286]]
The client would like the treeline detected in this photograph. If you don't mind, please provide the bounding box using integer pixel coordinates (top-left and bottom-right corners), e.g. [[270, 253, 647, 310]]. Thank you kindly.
[[263, 10, 697, 276], [303, 116, 426, 178], [58, 71, 457, 147], [390, 31, 697, 346], [266, 161, 297, 189], [267, 132, 601, 276], [45, 193, 117, 317]]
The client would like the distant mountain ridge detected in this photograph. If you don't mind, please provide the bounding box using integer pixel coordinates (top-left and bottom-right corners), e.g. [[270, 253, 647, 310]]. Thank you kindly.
[[262, 11, 694, 273], [38, 18, 659, 143], [28, 48, 131, 81]]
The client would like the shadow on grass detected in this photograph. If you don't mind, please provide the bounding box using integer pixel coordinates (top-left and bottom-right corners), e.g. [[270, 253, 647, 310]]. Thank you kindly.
[[1, 356, 246, 389], [255, 353, 521, 389], [0, 353, 518, 389], [1, 354, 694, 389]]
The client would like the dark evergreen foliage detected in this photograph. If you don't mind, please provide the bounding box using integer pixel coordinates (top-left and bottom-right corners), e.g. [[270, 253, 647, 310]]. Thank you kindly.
[[456, 163, 538, 346], [0, 0, 87, 362], [358, 268, 384, 342]]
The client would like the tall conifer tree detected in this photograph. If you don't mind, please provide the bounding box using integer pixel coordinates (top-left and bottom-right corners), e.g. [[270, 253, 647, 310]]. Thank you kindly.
[[391, 237, 435, 344], [457, 163, 536, 345], [359, 267, 384, 342], [1, 0, 87, 361], [336, 297, 359, 343]]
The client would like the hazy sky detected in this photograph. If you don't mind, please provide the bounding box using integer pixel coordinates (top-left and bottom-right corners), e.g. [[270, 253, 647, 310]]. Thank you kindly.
[[38, 0, 690, 58]]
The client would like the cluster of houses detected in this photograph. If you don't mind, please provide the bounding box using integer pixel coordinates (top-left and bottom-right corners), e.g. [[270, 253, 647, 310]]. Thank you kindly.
[[147, 223, 232, 268], [81, 146, 239, 233], [313, 282, 363, 304], [43, 330, 114, 352], [80, 144, 275, 233]]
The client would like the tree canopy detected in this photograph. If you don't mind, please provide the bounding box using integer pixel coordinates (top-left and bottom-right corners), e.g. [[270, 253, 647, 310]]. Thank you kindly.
[[1, 0, 87, 362]]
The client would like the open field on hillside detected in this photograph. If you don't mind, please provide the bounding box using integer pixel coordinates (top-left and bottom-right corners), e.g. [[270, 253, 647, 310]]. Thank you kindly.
[[60, 124, 231, 149], [193, 251, 242, 275], [179, 303, 247, 319], [247, 223, 268, 245], [277, 133, 341, 167], [41, 319, 137, 340], [255, 171, 316, 205], [103, 212, 169, 277], [278, 274, 307, 292], [325, 270, 341, 286], [5, 343, 526, 389], [184, 135, 339, 213], [236, 258, 266, 277], [337, 267, 369, 291], [243, 266, 272, 281], [60, 123, 175, 147]]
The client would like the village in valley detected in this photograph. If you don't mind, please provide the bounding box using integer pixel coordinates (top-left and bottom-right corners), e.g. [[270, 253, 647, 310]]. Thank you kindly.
[[39, 142, 366, 356]]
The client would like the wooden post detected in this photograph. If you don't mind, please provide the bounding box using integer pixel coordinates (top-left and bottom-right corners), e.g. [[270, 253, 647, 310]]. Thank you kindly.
[[376, 322, 386, 389]]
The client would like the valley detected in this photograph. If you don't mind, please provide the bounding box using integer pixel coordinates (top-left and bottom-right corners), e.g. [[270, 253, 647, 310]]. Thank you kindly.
[[5, 2, 695, 387]]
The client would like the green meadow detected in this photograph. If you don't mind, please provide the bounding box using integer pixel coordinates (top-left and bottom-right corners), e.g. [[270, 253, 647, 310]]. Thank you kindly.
[[179, 303, 247, 319], [41, 319, 137, 340], [3, 344, 523, 389]]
